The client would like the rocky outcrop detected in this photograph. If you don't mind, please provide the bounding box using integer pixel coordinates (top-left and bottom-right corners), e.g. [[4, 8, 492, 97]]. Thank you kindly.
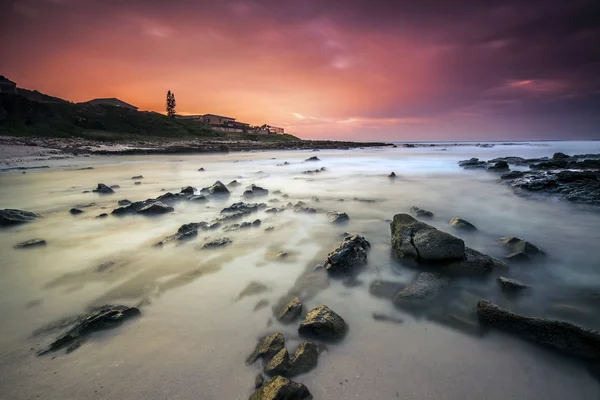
[[409, 206, 433, 218], [0, 209, 40, 226], [497, 237, 545, 261], [323, 235, 370, 273], [298, 305, 347, 340], [277, 297, 303, 324], [449, 217, 477, 231], [476, 300, 600, 360], [326, 211, 349, 224], [14, 238, 47, 249], [38, 305, 140, 355], [247, 333, 286, 365], [249, 376, 311, 400], [92, 183, 114, 194], [497, 277, 529, 291], [391, 214, 505, 274]]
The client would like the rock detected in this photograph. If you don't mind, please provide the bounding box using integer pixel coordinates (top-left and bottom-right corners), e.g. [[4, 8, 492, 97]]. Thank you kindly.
[[444, 247, 507, 275], [69, 208, 84, 215], [305, 156, 320, 162], [324, 235, 371, 273], [221, 202, 266, 215], [264, 348, 290, 376], [488, 161, 510, 172], [500, 171, 526, 180], [326, 211, 349, 224], [131, 175, 143, 179], [553, 152, 570, 159], [277, 297, 302, 324], [393, 272, 449, 308], [311, 196, 320, 202], [265, 226, 275, 232], [38, 305, 140, 355], [389, 172, 397, 178], [369, 280, 405, 299], [189, 195, 208, 202], [96, 213, 108, 218], [505, 252, 531, 262], [198, 168, 205, 171], [203, 181, 230, 197], [247, 333, 286, 364], [227, 180, 240, 187], [391, 214, 464, 262], [372, 313, 404, 324], [497, 237, 545, 258], [409, 206, 433, 218], [498, 277, 529, 291], [118, 199, 132, 206], [449, 217, 477, 231], [288, 341, 318, 376], [294, 207, 317, 214], [110, 185, 120, 189], [249, 376, 311, 400], [255, 374, 264, 389], [134, 181, 142, 185], [298, 305, 347, 340], [92, 183, 114, 194], [244, 185, 269, 198], [137, 201, 174, 215], [476, 300, 600, 361], [202, 237, 232, 249], [14, 239, 47, 249], [458, 158, 487, 169], [180, 186, 195, 195], [0, 209, 40, 226]]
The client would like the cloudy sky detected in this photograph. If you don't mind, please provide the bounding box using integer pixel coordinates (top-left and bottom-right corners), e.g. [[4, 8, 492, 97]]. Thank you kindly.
[[2, 0, 599, 140]]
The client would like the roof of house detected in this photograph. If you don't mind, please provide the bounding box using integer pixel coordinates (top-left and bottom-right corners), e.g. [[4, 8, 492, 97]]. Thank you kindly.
[[81, 98, 138, 109], [0, 75, 16, 85], [203, 113, 236, 120]]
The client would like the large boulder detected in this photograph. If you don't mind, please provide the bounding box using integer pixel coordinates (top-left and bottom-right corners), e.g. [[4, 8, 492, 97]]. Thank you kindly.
[[92, 183, 114, 194], [247, 333, 285, 365], [249, 376, 311, 400], [393, 272, 449, 308], [0, 209, 40, 226], [477, 300, 600, 361], [298, 305, 347, 340], [324, 235, 370, 273]]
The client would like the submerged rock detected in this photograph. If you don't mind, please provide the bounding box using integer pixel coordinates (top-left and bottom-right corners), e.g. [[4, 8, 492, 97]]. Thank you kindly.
[[249, 376, 311, 400], [393, 272, 449, 308], [458, 158, 487, 169], [498, 277, 529, 291], [0, 209, 40, 226], [244, 185, 269, 198], [69, 208, 84, 215], [409, 206, 433, 218], [277, 297, 303, 324], [92, 183, 114, 194], [38, 305, 140, 355], [202, 181, 230, 197], [247, 333, 285, 364], [324, 235, 371, 273], [14, 238, 47, 249], [449, 217, 477, 231], [305, 156, 320, 162], [137, 201, 174, 215], [488, 161, 510, 172], [476, 300, 600, 361], [298, 305, 347, 340], [326, 211, 349, 224], [118, 199, 132, 206], [497, 237, 545, 261], [202, 237, 232, 249]]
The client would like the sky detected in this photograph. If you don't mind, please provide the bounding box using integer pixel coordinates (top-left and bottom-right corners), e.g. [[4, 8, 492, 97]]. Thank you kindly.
[[1, 0, 600, 141]]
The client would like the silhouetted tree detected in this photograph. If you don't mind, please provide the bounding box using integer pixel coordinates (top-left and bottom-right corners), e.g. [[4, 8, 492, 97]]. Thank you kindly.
[[166, 90, 176, 117]]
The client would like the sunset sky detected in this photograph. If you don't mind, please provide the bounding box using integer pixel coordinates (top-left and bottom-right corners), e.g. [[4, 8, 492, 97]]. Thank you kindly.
[[1, 0, 599, 140]]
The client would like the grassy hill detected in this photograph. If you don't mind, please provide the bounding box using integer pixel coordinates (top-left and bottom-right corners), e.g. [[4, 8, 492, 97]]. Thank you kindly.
[[0, 92, 300, 142]]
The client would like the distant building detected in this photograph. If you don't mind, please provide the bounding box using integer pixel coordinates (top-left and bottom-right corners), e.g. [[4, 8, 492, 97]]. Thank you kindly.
[[269, 126, 284, 134], [175, 115, 205, 122], [0, 76, 17, 95], [81, 98, 138, 110]]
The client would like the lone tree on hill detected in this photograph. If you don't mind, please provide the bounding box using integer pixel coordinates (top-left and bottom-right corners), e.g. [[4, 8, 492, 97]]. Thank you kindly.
[[166, 90, 176, 117]]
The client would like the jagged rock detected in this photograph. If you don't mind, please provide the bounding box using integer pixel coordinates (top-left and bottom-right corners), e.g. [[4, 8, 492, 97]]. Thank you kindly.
[[118, 199, 132, 206], [497, 237, 545, 260], [247, 333, 285, 364], [69, 208, 84, 215], [0, 209, 40, 226], [389, 172, 397, 178], [180, 186, 195, 195], [244, 185, 269, 198], [500, 171, 527, 180], [96, 213, 108, 218], [92, 183, 114, 194], [298, 305, 347, 340], [255, 374, 264, 389], [137, 201, 174, 215], [393, 272, 449, 308], [476, 300, 600, 360], [264, 348, 290, 376], [249, 376, 311, 400], [227, 180, 240, 187], [202, 237, 232, 249], [449, 217, 477, 231], [278, 297, 302, 324], [38, 305, 140, 355], [498, 277, 529, 291], [221, 202, 266, 215], [305, 156, 320, 162], [327, 211, 349, 224], [488, 161, 510, 172], [409, 206, 433, 218], [202, 181, 230, 197], [14, 239, 47, 249], [324, 235, 370, 273], [458, 158, 487, 169], [265, 207, 286, 213], [131, 175, 143, 179], [288, 341, 318, 376]]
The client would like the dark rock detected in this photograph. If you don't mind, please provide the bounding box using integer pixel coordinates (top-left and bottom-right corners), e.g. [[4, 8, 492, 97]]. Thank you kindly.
[[189, 195, 208, 202], [298, 305, 347, 340], [221, 202, 266, 215], [498, 277, 529, 291], [96, 213, 108, 218], [180, 186, 195, 195], [444, 247, 507, 275], [227, 180, 240, 187], [198, 168, 205, 171], [458, 158, 487, 169], [369, 280, 405, 299], [131, 175, 143, 179], [264, 348, 290, 376], [449, 217, 477, 231], [505, 252, 531, 262], [244, 185, 269, 198], [14, 239, 47, 249], [265, 207, 286, 213], [203, 181, 230, 197], [249, 376, 311, 400], [488, 157, 528, 166], [255, 374, 264, 389], [324, 235, 371, 273], [288, 341, 318, 376], [497, 237, 545, 259], [488, 161, 510, 172], [327, 211, 349, 224], [476, 300, 600, 361], [277, 297, 302, 324], [247, 333, 285, 365], [202, 237, 232, 249], [92, 183, 115, 194], [409, 206, 433, 218], [393, 272, 449, 308], [118, 200, 132, 206], [137, 201, 174, 215], [0, 209, 40, 226], [294, 207, 317, 214], [69, 208, 84, 215], [265, 226, 275, 232], [305, 156, 320, 162], [553, 152, 570, 159], [500, 171, 526, 180], [389, 172, 397, 178], [38, 305, 140, 355]]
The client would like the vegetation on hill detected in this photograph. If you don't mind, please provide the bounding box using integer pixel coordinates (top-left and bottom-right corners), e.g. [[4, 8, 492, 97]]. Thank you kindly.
[[0, 92, 300, 142]]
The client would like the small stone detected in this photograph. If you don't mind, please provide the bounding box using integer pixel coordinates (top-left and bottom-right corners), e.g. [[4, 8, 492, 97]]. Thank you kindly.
[[449, 217, 477, 231], [69, 208, 84, 215], [254, 374, 264, 389], [498, 277, 529, 291], [131, 175, 143, 179], [298, 305, 347, 340], [14, 239, 47, 249]]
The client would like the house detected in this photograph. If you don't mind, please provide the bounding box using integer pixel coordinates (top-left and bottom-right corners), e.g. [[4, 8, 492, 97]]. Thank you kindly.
[[268, 126, 284, 134], [199, 114, 251, 132], [0, 76, 17, 95], [175, 115, 205, 122], [81, 98, 138, 110]]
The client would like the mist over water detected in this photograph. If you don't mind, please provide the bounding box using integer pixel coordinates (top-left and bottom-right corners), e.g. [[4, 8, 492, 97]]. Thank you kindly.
[[1, 141, 599, 399]]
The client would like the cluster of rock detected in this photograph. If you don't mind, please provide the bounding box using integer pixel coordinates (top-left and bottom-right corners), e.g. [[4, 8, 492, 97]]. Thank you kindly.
[[459, 152, 600, 205], [302, 167, 326, 174]]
